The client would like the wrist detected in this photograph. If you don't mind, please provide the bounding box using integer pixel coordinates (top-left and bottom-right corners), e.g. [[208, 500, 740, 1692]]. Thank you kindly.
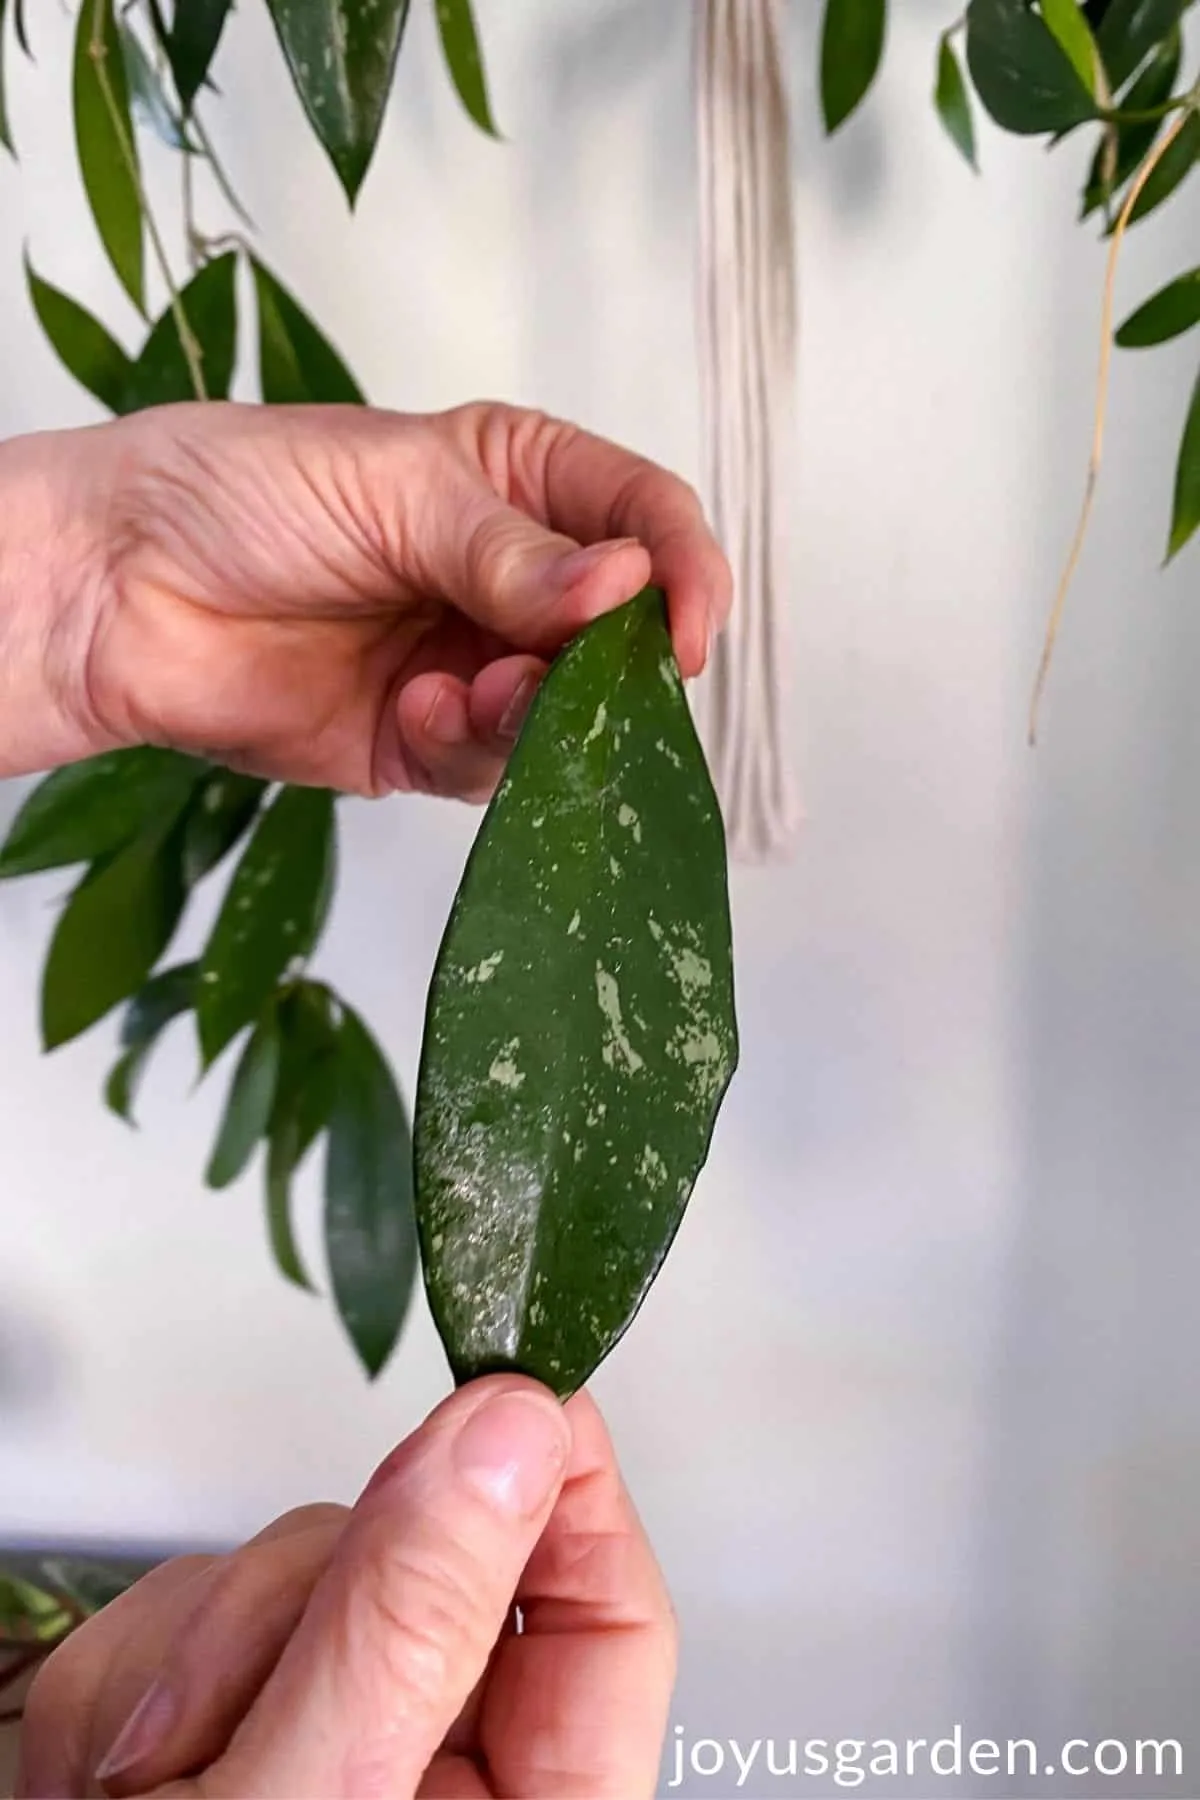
[[0, 426, 112, 777]]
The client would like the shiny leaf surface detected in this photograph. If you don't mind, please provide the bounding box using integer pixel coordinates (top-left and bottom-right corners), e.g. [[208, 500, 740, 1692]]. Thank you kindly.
[[415, 589, 738, 1397], [966, 0, 1097, 133], [0, 750, 204, 879], [181, 770, 267, 887]]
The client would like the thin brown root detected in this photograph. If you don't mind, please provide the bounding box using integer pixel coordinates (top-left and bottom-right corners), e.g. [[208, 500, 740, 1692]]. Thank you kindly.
[[1028, 106, 1191, 746]]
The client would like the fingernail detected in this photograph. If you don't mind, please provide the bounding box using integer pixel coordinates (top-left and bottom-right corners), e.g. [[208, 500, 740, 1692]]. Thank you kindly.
[[423, 688, 464, 746], [453, 1391, 569, 1518], [497, 674, 539, 743], [552, 537, 641, 595], [94, 1678, 177, 1783]]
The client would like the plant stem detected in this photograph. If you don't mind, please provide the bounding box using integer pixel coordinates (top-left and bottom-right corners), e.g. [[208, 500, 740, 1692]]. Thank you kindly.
[[1102, 95, 1190, 126], [1028, 99, 1195, 744], [88, 0, 207, 399]]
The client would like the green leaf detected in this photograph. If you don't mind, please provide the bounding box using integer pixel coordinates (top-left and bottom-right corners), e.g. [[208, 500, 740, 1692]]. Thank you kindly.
[[0, 1574, 72, 1644], [249, 257, 365, 404], [181, 770, 267, 887], [1167, 366, 1200, 560], [38, 1558, 133, 1616], [1081, 27, 1180, 218], [73, 0, 144, 312], [197, 787, 336, 1068], [434, 0, 499, 137], [966, 0, 1098, 134], [820, 0, 887, 134], [1116, 268, 1200, 346], [263, 982, 339, 1290], [324, 1004, 417, 1377], [0, 0, 14, 156], [41, 822, 190, 1050], [1040, 0, 1102, 99], [1126, 108, 1200, 226], [163, 0, 231, 112], [25, 256, 133, 412], [1094, 0, 1187, 91], [119, 23, 197, 150], [13, 0, 28, 58], [206, 1010, 281, 1188], [414, 589, 738, 1398], [0, 749, 204, 879], [263, 0, 412, 203], [119, 250, 238, 412], [934, 36, 978, 168], [104, 961, 198, 1123]]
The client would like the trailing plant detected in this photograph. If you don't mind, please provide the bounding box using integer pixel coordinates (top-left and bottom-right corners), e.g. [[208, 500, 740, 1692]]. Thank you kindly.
[[1, 0, 1199, 1383]]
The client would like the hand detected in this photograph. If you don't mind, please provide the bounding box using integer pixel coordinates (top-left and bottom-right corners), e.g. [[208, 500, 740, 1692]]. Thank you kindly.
[[1, 401, 730, 795], [16, 1380, 675, 1799]]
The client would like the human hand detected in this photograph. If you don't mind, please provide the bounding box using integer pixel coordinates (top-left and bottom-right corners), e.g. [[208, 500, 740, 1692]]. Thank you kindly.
[[1, 400, 730, 795], [16, 1379, 675, 1799]]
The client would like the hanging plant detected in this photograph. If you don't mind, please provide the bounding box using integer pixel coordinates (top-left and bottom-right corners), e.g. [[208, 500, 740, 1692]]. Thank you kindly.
[[1, 0, 1199, 1384]]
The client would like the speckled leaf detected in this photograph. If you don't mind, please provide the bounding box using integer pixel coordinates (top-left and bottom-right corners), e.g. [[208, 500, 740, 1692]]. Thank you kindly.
[[0, 749, 204, 878], [263, 0, 412, 203], [181, 770, 266, 887], [104, 961, 198, 1123], [73, 0, 144, 311], [206, 1010, 281, 1188], [414, 589, 738, 1398], [119, 251, 237, 413], [197, 787, 336, 1067], [250, 256, 365, 404], [324, 1004, 418, 1377], [25, 257, 134, 413], [435, 0, 499, 137]]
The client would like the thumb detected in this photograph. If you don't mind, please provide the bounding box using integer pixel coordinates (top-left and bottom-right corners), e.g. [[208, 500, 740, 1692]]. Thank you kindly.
[[421, 470, 653, 651], [204, 1377, 570, 1800]]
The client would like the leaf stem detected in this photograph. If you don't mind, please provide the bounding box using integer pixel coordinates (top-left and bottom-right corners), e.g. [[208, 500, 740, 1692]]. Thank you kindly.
[[88, 0, 207, 399], [1101, 94, 1190, 126], [1028, 100, 1195, 744]]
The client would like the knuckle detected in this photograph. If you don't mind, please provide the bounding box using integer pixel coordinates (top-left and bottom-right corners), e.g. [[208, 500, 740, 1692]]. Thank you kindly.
[[344, 1529, 497, 1712]]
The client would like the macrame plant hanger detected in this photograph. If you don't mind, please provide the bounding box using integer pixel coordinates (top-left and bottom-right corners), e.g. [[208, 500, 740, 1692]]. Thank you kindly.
[[694, 0, 800, 863]]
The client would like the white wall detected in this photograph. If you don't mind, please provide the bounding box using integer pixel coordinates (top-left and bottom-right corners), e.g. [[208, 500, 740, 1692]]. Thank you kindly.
[[2, 3, 1199, 1794]]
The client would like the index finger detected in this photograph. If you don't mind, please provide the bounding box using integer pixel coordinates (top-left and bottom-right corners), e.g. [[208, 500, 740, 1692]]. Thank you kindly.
[[452, 404, 733, 680], [474, 1391, 677, 1800]]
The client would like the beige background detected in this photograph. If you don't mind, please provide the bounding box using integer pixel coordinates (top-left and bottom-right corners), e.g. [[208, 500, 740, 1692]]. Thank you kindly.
[[1, 3, 1199, 1794]]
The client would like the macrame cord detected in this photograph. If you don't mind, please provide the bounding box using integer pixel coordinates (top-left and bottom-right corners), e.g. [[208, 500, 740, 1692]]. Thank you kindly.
[[694, 0, 800, 862]]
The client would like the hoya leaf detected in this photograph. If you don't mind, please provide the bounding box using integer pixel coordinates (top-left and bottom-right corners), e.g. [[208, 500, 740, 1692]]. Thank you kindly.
[[820, 0, 887, 135], [181, 770, 267, 887], [324, 1004, 418, 1377], [164, 0, 231, 112], [414, 589, 738, 1398], [263, 0, 412, 203], [0, 749, 205, 879], [1040, 0, 1102, 99], [25, 256, 133, 412], [1095, 0, 1187, 90], [966, 0, 1098, 134], [206, 1010, 281, 1188], [73, 0, 144, 312], [42, 823, 189, 1050], [104, 961, 198, 1123], [250, 257, 365, 404], [197, 788, 336, 1067], [0, 1574, 71, 1644], [262, 982, 339, 1290], [13, 0, 27, 57], [119, 251, 237, 412], [935, 36, 978, 168], [1081, 28, 1179, 218], [435, 0, 499, 137], [119, 23, 197, 150], [1116, 268, 1200, 347], [1167, 366, 1200, 561], [1126, 109, 1200, 226]]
